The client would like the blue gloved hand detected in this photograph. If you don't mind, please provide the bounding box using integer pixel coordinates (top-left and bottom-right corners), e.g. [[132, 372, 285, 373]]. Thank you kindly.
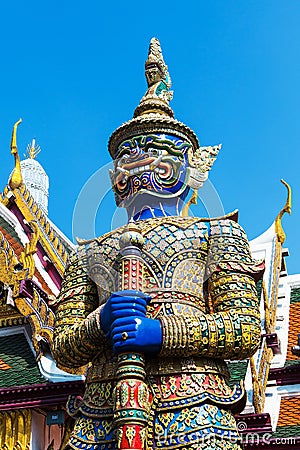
[[111, 316, 162, 354], [100, 290, 151, 336]]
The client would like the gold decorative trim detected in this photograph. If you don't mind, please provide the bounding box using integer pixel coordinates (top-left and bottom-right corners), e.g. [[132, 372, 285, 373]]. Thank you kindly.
[[0, 220, 55, 352], [275, 179, 292, 244], [0, 229, 28, 297], [251, 181, 291, 414], [3, 185, 68, 274], [0, 409, 31, 450], [108, 115, 200, 160], [181, 189, 198, 217], [9, 119, 23, 190], [15, 288, 55, 353], [262, 280, 271, 334], [19, 221, 40, 279], [250, 341, 273, 414], [0, 185, 10, 206]]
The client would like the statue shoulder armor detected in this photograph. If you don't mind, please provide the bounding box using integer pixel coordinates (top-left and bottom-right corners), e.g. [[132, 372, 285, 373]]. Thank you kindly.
[[206, 216, 264, 281]]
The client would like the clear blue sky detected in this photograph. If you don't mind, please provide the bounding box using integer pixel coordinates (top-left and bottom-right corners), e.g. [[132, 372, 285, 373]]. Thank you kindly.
[[0, 1, 299, 273]]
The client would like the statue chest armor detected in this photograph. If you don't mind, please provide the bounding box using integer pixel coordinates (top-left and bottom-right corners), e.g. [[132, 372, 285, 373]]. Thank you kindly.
[[88, 217, 210, 316]]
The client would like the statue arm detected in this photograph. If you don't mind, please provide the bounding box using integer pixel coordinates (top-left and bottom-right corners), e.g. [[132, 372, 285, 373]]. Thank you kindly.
[[159, 219, 263, 360], [53, 249, 108, 369]]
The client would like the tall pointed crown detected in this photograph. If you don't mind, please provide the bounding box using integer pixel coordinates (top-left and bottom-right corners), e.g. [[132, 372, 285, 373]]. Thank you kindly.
[[108, 38, 200, 159], [133, 37, 174, 118]]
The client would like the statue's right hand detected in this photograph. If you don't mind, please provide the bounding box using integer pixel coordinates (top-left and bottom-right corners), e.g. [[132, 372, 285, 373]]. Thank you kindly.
[[100, 290, 150, 336]]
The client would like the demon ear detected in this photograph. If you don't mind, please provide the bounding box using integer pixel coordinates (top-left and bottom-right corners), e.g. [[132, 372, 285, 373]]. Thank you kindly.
[[187, 144, 221, 189]]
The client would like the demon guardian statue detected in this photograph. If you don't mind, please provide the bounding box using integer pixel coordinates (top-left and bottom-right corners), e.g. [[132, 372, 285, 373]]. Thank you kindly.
[[53, 38, 263, 450]]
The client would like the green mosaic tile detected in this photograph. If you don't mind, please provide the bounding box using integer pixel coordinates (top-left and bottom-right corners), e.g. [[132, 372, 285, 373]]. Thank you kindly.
[[228, 360, 248, 388], [256, 279, 263, 301], [272, 425, 300, 438], [0, 216, 22, 245], [290, 287, 300, 304], [284, 360, 300, 368], [0, 333, 45, 388]]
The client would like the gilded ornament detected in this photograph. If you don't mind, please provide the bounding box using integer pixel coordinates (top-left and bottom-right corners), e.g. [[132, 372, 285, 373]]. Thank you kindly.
[[9, 119, 23, 190], [274, 179, 292, 244]]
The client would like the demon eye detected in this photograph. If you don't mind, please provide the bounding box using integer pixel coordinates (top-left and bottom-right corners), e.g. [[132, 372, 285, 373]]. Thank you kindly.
[[116, 146, 131, 159], [148, 148, 163, 157], [116, 154, 130, 166]]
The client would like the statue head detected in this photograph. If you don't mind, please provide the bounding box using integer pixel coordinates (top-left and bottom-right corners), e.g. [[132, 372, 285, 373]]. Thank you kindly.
[[111, 133, 191, 210], [108, 38, 220, 220]]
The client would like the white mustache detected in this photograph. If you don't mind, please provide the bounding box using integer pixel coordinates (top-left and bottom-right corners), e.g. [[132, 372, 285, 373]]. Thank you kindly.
[[150, 154, 163, 169], [115, 154, 165, 178], [116, 166, 130, 176]]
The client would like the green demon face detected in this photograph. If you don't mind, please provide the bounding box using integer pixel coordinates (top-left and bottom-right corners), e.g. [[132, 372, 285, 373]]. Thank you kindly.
[[110, 134, 192, 207]]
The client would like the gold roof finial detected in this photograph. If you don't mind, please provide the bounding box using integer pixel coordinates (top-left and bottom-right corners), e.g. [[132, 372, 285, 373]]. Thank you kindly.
[[25, 138, 41, 159], [9, 119, 23, 190], [275, 179, 292, 244]]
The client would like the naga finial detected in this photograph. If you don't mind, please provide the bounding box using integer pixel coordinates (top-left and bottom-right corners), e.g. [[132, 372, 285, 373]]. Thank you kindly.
[[275, 179, 292, 244], [25, 138, 41, 159], [9, 119, 23, 190]]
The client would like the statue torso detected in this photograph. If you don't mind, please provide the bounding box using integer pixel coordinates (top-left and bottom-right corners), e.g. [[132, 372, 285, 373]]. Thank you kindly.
[[84, 216, 232, 383], [69, 215, 247, 438]]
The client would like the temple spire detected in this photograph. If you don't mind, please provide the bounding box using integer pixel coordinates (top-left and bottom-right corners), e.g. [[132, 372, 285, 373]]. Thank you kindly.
[[25, 138, 41, 160], [21, 139, 49, 214]]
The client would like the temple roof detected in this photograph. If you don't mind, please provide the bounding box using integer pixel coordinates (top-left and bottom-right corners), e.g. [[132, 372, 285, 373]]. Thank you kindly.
[[0, 121, 79, 385], [0, 332, 45, 388]]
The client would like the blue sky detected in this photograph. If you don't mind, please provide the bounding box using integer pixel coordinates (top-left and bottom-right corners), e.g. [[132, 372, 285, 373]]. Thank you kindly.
[[0, 1, 299, 273]]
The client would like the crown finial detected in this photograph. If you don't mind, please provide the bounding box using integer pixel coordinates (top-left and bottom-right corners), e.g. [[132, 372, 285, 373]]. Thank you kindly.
[[145, 38, 172, 91], [134, 38, 174, 118]]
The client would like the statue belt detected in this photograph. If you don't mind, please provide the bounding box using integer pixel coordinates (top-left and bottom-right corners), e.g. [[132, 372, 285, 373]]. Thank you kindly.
[[86, 355, 229, 382]]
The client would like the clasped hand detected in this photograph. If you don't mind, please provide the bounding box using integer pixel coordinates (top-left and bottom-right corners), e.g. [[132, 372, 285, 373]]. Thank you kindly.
[[100, 290, 162, 354]]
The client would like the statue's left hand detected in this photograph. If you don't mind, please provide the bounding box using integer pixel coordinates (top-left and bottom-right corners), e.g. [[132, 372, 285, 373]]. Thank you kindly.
[[111, 316, 162, 354], [100, 290, 150, 336]]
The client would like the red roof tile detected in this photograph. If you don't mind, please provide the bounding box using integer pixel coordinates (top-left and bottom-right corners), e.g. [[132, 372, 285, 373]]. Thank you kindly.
[[0, 359, 11, 370], [0, 225, 23, 257], [277, 397, 300, 426], [286, 303, 300, 361]]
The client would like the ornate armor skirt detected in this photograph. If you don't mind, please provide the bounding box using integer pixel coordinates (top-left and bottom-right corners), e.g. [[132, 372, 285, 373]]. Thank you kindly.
[[66, 363, 244, 450]]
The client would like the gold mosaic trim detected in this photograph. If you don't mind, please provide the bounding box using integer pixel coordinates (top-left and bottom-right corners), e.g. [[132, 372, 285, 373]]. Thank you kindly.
[[0, 409, 31, 450], [0, 184, 68, 274]]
